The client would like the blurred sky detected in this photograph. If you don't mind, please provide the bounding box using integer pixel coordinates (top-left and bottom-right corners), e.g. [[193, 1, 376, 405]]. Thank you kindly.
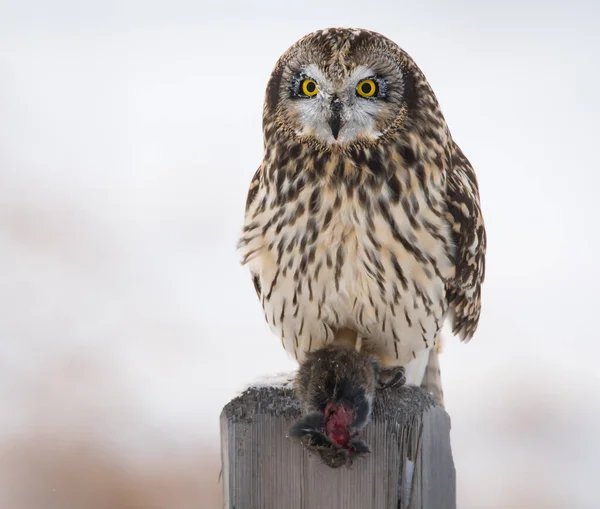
[[0, 0, 599, 508]]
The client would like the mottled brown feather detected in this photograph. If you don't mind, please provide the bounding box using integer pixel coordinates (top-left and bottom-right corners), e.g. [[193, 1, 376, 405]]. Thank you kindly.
[[445, 141, 486, 341]]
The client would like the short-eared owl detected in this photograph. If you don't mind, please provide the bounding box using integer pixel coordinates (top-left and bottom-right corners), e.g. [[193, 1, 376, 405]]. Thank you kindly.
[[238, 28, 485, 457]]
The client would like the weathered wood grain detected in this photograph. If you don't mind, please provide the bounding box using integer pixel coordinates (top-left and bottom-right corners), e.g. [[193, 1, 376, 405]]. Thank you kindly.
[[220, 381, 455, 509]]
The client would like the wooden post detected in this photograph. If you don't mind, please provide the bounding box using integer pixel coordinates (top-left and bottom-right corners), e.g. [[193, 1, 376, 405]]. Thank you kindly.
[[220, 377, 456, 509]]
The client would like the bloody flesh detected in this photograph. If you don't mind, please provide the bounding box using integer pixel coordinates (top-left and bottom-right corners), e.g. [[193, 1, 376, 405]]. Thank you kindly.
[[324, 402, 354, 448]]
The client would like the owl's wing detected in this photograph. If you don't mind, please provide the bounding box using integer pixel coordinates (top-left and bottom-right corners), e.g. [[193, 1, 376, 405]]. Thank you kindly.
[[243, 166, 264, 298], [444, 141, 486, 341]]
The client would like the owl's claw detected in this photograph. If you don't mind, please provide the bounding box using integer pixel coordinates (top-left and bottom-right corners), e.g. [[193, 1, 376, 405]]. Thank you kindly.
[[377, 366, 406, 390]]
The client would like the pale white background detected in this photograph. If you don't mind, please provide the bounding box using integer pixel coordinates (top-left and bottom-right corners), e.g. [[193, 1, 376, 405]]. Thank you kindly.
[[0, 0, 599, 507]]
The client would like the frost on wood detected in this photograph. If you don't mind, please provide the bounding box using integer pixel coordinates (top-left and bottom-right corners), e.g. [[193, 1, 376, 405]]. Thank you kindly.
[[220, 384, 456, 509], [243, 371, 296, 391]]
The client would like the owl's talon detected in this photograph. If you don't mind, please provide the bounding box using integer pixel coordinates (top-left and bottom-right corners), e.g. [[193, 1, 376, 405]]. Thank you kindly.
[[377, 366, 406, 390]]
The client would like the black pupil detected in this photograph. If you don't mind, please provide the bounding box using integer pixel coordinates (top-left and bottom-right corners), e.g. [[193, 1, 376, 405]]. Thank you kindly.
[[361, 82, 373, 95], [305, 81, 316, 93]]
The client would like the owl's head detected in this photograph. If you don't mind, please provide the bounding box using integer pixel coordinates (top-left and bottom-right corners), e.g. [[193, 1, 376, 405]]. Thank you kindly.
[[263, 28, 438, 150]]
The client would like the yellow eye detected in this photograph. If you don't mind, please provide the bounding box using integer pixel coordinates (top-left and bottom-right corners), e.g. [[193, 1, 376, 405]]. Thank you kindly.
[[301, 79, 319, 97], [356, 79, 377, 98]]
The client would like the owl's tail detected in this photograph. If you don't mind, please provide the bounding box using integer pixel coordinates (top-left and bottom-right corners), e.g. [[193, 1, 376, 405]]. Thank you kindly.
[[420, 337, 444, 406]]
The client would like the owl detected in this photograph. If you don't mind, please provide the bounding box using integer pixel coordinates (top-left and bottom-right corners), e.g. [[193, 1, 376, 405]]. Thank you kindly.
[[238, 28, 485, 463]]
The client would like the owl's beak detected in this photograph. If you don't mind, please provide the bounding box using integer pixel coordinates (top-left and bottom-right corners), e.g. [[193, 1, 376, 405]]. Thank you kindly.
[[328, 97, 343, 140]]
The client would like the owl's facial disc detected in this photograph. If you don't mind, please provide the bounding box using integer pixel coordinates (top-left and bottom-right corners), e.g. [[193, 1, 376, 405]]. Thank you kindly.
[[286, 64, 395, 146]]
